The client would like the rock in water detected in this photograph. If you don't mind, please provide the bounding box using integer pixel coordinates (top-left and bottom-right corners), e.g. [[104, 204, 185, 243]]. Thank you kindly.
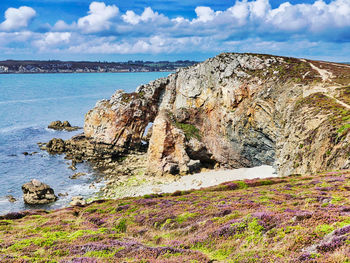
[[46, 138, 66, 154], [22, 179, 57, 205], [48, 120, 80, 131], [6, 195, 16, 203], [70, 172, 86, 179]]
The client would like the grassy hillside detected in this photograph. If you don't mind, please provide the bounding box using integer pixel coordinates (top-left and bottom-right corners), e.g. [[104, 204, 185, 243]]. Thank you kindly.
[[1, 170, 350, 262]]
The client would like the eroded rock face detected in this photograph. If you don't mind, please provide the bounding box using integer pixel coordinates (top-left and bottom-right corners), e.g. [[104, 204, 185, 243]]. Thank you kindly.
[[22, 179, 57, 205], [78, 53, 350, 176], [84, 78, 168, 147], [147, 110, 190, 175]]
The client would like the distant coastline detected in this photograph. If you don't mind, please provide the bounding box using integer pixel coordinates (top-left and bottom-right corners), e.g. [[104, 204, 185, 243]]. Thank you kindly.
[[0, 60, 198, 74]]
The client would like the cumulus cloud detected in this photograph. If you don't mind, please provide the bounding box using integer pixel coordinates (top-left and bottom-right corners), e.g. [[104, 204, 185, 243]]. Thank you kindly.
[[0, 6, 36, 31], [77, 2, 119, 33], [53, 20, 76, 31], [67, 35, 205, 54], [0, 31, 34, 45], [35, 32, 71, 46], [122, 7, 165, 25], [192, 7, 219, 23]]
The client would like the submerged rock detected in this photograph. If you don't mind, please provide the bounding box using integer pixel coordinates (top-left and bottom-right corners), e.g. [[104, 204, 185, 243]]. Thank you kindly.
[[48, 120, 80, 131], [22, 179, 57, 205]]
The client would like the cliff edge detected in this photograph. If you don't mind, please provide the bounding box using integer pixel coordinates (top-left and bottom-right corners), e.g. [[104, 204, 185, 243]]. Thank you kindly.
[[82, 53, 350, 176]]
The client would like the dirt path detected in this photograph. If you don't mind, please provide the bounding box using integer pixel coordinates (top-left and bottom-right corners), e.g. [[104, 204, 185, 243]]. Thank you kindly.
[[306, 60, 333, 82], [326, 94, 350, 110]]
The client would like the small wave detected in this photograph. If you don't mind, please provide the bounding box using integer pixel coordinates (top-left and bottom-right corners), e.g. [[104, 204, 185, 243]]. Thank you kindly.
[[0, 125, 43, 134], [0, 93, 110, 105]]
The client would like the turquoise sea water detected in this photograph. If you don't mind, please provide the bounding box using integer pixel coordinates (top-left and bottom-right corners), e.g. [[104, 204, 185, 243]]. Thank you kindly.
[[0, 72, 170, 214]]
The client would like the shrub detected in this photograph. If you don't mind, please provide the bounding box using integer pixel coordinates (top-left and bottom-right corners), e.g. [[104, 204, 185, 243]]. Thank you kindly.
[[115, 218, 127, 233]]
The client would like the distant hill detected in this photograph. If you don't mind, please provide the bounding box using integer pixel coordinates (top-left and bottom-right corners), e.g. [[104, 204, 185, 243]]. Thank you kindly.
[[0, 60, 198, 74]]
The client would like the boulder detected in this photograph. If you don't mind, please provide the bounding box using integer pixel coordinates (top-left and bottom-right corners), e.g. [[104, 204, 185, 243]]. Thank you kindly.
[[70, 196, 86, 206], [46, 138, 66, 154], [22, 179, 57, 205]]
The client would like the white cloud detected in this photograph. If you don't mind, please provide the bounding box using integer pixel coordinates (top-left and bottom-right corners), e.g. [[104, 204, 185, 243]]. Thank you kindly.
[[53, 20, 76, 31], [0, 31, 34, 45], [122, 7, 163, 25], [77, 2, 119, 33], [65, 35, 206, 54], [172, 17, 189, 24], [264, 0, 350, 33], [33, 32, 71, 51], [192, 6, 220, 23], [0, 6, 36, 31]]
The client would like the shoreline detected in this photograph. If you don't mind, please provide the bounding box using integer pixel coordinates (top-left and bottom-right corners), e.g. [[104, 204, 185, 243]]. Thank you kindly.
[[0, 163, 278, 216]]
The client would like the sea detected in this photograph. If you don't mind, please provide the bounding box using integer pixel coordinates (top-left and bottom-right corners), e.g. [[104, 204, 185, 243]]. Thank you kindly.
[[0, 72, 170, 214]]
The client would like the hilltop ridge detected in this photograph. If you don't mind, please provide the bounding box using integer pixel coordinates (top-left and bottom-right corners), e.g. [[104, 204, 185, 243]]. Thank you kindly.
[[0, 60, 198, 74]]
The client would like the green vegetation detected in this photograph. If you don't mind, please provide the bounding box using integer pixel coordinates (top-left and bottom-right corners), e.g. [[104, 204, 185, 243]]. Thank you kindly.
[[115, 218, 127, 233], [175, 212, 197, 224], [174, 122, 202, 140]]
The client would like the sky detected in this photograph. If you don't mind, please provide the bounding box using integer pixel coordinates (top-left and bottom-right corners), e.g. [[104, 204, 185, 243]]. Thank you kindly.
[[0, 0, 349, 62]]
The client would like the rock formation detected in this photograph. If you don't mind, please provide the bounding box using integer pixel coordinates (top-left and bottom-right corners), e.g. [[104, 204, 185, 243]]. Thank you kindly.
[[48, 120, 80, 131], [46, 53, 350, 176], [22, 179, 58, 205]]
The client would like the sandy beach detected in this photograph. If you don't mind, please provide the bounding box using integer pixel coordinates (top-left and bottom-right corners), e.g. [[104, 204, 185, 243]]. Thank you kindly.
[[101, 165, 278, 199]]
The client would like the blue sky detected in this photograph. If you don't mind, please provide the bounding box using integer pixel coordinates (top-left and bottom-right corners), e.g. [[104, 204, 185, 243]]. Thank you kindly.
[[0, 0, 349, 62]]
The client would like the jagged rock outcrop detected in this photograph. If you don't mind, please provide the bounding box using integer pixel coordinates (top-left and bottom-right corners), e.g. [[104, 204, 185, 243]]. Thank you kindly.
[[64, 53, 350, 176]]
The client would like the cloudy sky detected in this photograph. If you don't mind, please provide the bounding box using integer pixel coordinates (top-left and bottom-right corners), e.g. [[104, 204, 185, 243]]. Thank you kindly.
[[0, 0, 349, 61]]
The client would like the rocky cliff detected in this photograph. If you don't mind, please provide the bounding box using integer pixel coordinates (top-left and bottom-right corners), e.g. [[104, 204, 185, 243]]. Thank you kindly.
[[82, 53, 350, 176]]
